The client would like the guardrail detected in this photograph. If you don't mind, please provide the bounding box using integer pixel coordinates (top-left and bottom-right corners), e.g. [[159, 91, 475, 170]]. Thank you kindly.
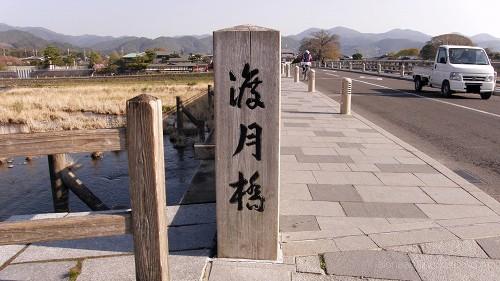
[[315, 60, 434, 76], [0, 95, 170, 280]]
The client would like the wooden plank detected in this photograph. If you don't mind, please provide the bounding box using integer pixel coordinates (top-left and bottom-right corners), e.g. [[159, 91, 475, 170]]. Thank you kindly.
[[0, 128, 126, 158], [127, 94, 170, 281], [214, 25, 280, 260], [48, 154, 69, 212], [61, 169, 110, 211], [0, 212, 131, 245]]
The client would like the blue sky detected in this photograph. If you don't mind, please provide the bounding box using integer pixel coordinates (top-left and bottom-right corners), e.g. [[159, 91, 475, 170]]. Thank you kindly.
[[1, 0, 499, 38]]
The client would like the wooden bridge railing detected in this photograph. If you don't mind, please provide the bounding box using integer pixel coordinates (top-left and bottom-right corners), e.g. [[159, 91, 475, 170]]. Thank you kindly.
[[0, 94, 170, 280]]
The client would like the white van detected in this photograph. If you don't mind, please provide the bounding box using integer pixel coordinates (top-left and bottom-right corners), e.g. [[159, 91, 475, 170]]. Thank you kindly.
[[413, 45, 497, 99]]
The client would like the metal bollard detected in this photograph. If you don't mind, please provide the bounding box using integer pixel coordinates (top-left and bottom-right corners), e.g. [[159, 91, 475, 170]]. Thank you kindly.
[[362, 63, 366, 73], [294, 66, 300, 82], [400, 65, 405, 77], [286, 64, 291, 78], [377, 63, 382, 74], [341, 78, 352, 115], [308, 69, 316, 92]]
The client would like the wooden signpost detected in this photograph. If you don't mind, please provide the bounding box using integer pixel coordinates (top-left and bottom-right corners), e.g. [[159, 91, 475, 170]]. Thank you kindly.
[[214, 25, 281, 260]]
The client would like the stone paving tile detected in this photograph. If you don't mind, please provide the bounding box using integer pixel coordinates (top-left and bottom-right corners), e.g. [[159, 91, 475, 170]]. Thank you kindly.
[[386, 245, 422, 254], [476, 237, 500, 259], [416, 204, 497, 219], [317, 217, 389, 231], [314, 131, 345, 137], [302, 147, 338, 155], [318, 163, 351, 171], [285, 122, 311, 127], [281, 200, 345, 217], [280, 215, 320, 232], [420, 187, 482, 205], [374, 173, 425, 186], [281, 155, 299, 162], [281, 170, 318, 184], [413, 173, 458, 187], [347, 163, 380, 172], [308, 184, 363, 202], [209, 263, 292, 281], [394, 156, 427, 165], [0, 244, 25, 267], [281, 184, 313, 201], [286, 131, 318, 136], [281, 147, 304, 155], [369, 228, 457, 247], [341, 202, 428, 218], [78, 250, 209, 281], [447, 222, 500, 239], [337, 142, 365, 149], [323, 250, 420, 281], [350, 155, 399, 164], [313, 171, 383, 185], [13, 235, 133, 263], [360, 221, 440, 235], [334, 235, 379, 251], [361, 149, 414, 158], [168, 203, 216, 226], [0, 261, 75, 281], [420, 240, 488, 258], [283, 239, 338, 256], [168, 223, 216, 251], [409, 253, 500, 281], [13, 223, 214, 263], [292, 272, 363, 281], [297, 155, 354, 164], [375, 164, 437, 173], [282, 162, 322, 171], [296, 255, 323, 274], [436, 216, 500, 227], [354, 186, 434, 204], [282, 228, 364, 242], [334, 148, 364, 156]]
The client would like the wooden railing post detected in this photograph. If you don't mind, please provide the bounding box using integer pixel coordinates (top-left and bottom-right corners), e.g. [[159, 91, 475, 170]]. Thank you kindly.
[[48, 154, 69, 212], [214, 25, 280, 260], [126, 94, 169, 281]]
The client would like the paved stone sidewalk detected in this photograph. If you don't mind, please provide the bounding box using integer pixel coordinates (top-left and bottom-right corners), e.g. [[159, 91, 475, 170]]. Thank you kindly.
[[2, 77, 500, 280], [206, 78, 500, 280]]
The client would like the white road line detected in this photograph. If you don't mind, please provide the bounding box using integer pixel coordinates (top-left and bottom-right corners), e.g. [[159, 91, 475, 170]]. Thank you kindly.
[[350, 78, 500, 119], [324, 73, 339, 77], [359, 76, 383, 81]]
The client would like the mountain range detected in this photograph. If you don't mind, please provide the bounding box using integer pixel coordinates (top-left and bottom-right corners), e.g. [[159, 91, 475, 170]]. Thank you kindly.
[[1, 23, 500, 58]]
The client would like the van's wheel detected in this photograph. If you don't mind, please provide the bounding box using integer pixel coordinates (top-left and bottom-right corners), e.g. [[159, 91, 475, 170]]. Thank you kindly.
[[414, 77, 423, 92], [441, 81, 452, 98], [480, 92, 492, 100]]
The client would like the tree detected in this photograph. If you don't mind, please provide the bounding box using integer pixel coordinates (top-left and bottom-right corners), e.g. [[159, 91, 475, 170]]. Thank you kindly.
[[42, 45, 63, 67], [395, 48, 420, 57], [352, 53, 363, 60], [299, 30, 341, 61], [88, 51, 103, 68], [420, 34, 474, 60], [144, 50, 156, 63], [109, 51, 121, 64], [63, 54, 77, 67]]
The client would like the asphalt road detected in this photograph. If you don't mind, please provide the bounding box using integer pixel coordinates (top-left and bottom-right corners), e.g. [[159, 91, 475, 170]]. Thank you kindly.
[[312, 68, 500, 201]]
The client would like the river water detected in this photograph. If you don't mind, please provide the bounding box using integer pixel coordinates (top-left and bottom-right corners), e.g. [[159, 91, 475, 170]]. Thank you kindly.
[[0, 136, 199, 221]]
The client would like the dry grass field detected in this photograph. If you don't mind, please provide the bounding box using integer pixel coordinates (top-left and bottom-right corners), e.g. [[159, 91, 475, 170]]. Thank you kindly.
[[0, 81, 210, 132]]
